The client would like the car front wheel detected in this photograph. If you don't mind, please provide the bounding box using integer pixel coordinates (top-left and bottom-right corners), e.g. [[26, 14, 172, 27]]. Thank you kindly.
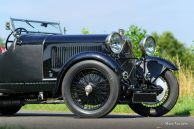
[[62, 60, 120, 118], [129, 70, 179, 117]]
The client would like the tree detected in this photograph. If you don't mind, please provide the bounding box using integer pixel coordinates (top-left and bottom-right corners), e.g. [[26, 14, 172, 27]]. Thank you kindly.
[[153, 32, 194, 69], [125, 25, 147, 57], [125, 26, 194, 69], [81, 28, 90, 35], [0, 37, 4, 47], [192, 42, 194, 54], [125, 25, 160, 57]]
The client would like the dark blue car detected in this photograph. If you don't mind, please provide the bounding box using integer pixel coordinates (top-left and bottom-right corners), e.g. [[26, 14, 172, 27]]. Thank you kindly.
[[0, 18, 179, 118]]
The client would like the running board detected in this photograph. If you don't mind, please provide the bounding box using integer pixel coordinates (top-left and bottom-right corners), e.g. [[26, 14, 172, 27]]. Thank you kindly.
[[0, 100, 65, 107], [132, 93, 157, 103], [23, 100, 65, 104], [0, 81, 56, 93]]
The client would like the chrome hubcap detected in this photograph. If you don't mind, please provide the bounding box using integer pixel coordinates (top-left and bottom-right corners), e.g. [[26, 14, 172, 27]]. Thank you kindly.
[[71, 69, 110, 110], [143, 77, 169, 106], [154, 77, 168, 101], [85, 83, 93, 96]]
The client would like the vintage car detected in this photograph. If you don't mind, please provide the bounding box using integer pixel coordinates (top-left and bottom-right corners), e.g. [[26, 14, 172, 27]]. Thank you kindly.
[[0, 18, 179, 118]]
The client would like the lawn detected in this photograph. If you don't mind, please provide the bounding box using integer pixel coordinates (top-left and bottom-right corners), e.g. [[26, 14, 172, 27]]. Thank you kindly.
[[0, 125, 25, 129], [22, 96, 194, 116]]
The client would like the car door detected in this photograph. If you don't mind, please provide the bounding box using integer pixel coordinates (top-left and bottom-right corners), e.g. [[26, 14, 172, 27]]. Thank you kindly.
[[0, 39, 43, 83]]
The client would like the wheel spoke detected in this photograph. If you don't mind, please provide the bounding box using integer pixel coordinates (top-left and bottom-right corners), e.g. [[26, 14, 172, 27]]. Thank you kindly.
[[142, 76, 169, 107], [70, 69, 110, 111]]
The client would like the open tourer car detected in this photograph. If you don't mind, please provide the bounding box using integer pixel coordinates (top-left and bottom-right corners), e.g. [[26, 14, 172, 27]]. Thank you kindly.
[[0, 18, 179, 117]]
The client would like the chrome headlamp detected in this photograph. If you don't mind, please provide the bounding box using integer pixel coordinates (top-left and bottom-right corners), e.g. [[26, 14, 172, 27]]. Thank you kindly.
[[106, 32, 124, 54], [139, 36, 156, 56]]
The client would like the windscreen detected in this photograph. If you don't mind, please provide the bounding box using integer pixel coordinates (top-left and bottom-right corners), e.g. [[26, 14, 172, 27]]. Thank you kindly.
[[11, 18, 62, 35]]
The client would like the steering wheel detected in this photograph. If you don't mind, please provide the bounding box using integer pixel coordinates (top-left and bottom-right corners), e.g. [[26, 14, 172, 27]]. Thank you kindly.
[[5, 28, 28, 50]]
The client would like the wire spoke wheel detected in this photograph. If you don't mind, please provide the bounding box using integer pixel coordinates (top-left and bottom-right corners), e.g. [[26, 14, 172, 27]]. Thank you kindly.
[[142, 77, 169, 108], [62, 60, 120, 118], [129, 70, 179, 117], [71, 69, 110, 111]]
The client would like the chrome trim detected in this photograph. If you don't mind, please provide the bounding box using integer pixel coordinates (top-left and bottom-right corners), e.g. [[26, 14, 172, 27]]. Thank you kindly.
[[105, 32, 125, 54], [10, 18, 62, 34], [118, 29, 125, 36], [139, 35, 156, 55], [42, 78, 57, 81]]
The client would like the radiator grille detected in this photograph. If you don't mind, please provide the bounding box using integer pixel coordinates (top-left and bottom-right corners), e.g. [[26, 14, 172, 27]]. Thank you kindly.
[[51, 43, 103, 69]]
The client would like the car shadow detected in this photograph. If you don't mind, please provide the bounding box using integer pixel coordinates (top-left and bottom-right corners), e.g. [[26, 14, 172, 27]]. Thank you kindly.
[[15, 112, 74, 117], [9, 112, 143, 119], [4, 112, 188, 119], [104, 114, 143, 119]]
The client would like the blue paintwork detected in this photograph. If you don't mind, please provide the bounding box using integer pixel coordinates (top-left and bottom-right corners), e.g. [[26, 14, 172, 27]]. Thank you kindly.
[[58, 51, 123, 75], [145, 56, 178, 70], [18, 34, 108, 44], [54, 51, 123, 95], [45, 34, 108, 44]]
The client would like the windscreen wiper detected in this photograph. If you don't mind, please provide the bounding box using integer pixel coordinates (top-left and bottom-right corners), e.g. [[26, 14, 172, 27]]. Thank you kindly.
[[25, 20, 35, 28]]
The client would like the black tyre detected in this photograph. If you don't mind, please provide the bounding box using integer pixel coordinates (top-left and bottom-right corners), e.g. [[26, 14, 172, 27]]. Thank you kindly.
[[129, 70, 179, 117], [0, 106, 21, 116], [62, 60, 120, 118]]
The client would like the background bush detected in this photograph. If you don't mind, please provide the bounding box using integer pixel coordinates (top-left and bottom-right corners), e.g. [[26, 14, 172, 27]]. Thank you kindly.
[[0, 37, 4, 47]]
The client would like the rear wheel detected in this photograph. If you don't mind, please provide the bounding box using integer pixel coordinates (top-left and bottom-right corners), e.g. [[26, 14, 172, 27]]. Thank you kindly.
[[62, 60, 120, 118], [0, 106, 21, 116], [129, 70, 179, 117]]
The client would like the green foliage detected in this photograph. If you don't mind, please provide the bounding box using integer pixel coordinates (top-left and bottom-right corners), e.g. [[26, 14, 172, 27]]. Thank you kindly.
[[81, 28, 90, 35], [153, 32, 194, 69], [153, 32, 184, 56], [125, 25, 146, 57], [125, 25, 194, 69], [0, 37, 4, 47], [192, 42, 194, 54], [125, 25, 160, 57]]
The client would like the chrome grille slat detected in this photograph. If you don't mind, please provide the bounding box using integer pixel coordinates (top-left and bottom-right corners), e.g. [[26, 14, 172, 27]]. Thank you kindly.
[[51, 43, 103, 69]]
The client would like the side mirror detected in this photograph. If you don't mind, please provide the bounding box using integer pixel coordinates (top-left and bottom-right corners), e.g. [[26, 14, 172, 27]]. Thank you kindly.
[[5, 22, 11, 30]]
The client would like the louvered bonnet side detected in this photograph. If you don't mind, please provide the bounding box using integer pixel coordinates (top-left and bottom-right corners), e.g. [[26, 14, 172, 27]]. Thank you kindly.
[[51, 43, 103, 70]]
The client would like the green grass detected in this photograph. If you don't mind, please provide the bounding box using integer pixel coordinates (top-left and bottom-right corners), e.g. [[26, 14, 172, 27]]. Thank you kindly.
[[22, 96, 194, 116], [168, 96, 194, 116], [22, 104, 133, 113], [112, 105, 132, 114], [0, 125, 26, 129], [22, 104, 69, 112]]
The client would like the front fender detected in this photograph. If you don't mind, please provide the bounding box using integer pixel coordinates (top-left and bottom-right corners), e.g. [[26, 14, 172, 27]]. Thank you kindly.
[[146, 56, 178, 70], [54, 52, 123, 96], [58, 52, 123, 76], [145, 56, 178, 78]]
